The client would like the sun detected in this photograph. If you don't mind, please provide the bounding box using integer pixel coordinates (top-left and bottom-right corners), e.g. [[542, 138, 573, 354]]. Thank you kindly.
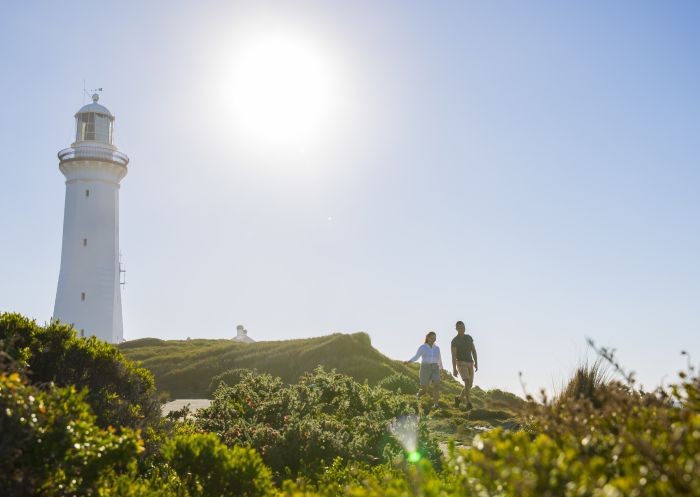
[[228, 32, 334, 148]]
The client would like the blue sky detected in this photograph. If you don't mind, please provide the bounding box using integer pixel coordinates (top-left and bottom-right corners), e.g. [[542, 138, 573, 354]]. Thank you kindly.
[[1, 1, 699, 394]]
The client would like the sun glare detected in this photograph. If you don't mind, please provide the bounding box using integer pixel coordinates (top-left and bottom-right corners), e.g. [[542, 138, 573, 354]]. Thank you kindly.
[[229, 33, 334, 148]]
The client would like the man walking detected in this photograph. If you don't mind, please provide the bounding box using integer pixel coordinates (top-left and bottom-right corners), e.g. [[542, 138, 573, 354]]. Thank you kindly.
[[451, 321, 478, 409]]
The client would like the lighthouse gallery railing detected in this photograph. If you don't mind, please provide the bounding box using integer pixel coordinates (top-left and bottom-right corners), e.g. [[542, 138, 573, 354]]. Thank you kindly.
[[58, 146, 129, 167]]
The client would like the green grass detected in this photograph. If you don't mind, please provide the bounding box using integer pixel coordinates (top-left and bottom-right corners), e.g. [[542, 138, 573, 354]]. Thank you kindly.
[[120, 332, 423, 398], [409, 385, 525, 444]]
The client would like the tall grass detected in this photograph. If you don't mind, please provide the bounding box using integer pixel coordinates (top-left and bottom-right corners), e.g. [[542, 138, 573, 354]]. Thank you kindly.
[[556, 359, 611, 407]]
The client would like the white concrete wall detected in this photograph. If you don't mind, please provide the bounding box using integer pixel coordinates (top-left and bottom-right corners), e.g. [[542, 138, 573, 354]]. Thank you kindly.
[[54, 158, 126, 343]]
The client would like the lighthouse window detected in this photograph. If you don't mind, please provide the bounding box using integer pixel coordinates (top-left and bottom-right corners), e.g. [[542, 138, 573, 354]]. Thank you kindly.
[[83, 238, 87, 247], [81, 292, 86, 301], [94, 114, 112, 143], [77, 113, 96, 141], [85, 189, 90, 197]]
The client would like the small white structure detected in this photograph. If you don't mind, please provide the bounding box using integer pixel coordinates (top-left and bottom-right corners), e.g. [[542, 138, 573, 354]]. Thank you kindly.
[[53, 94, 129, 343], [233, 325, 255, 343]]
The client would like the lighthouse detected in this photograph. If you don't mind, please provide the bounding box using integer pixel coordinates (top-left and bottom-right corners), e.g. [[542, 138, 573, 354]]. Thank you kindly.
[[53, 94, 129, 343]]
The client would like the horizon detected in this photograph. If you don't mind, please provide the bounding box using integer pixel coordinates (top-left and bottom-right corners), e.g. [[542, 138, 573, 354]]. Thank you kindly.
[[1, 1, 699, 395]]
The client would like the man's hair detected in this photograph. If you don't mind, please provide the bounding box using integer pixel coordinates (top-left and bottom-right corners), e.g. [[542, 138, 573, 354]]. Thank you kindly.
[[456, 321, 465, 327]]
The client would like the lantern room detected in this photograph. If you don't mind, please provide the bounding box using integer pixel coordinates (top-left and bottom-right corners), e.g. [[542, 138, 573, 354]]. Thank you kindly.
[[75, 93, 114, 144]]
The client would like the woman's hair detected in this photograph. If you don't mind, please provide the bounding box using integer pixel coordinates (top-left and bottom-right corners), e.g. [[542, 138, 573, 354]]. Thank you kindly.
[[424, 331, 436, 344]]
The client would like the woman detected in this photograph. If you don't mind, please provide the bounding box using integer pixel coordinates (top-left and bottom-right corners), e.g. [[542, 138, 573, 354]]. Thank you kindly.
[[405, 331, 443, 408]]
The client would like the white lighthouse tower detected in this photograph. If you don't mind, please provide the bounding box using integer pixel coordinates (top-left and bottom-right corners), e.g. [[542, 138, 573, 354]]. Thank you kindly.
[[53, 93, 129, 343]]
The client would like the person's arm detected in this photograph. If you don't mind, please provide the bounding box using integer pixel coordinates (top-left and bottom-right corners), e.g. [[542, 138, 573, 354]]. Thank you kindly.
[[471, 342, 478, 372], [438, 348, 444, 371], [405, 344, 424, 363], [451, 345, 458, 377]]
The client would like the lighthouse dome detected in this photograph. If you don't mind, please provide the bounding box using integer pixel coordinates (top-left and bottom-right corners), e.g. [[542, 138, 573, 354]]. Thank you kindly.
[[74, 93, 115, 144], [76, 100, 113, 117]]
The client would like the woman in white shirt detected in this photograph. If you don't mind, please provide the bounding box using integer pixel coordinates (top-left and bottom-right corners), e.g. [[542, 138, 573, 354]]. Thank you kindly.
[[405, 331, 443, 408]]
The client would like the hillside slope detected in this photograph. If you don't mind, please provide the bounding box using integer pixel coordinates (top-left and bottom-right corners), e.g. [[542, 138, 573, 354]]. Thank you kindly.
[[119, 332, 423, 398]]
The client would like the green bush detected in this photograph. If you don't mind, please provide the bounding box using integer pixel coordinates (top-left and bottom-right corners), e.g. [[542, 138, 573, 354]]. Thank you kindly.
[[292, 367, 700, 497], [281, 457, 444, 497], [0, 313, 161, 433], [196, 367, 440, 479], [377, 372, 418, 395], [0, 372, 144, 497], [92, 471, 185, 497], [162, 433, 273, 497], [446, 370, 700, 496], [481, 388, 526, 410], [207, 367, 256, 396], [313, 458, 412, 497]]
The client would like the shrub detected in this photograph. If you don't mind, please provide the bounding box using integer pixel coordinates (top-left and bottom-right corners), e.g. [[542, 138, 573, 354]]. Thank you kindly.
[[482, 388, 525, 410], [466, 408, 511, 422], [195, 367, 440, 479], [377, 373, 418, 395], [92, 472, 185, 497], [0, 313, 161, 433], [314, 458, 411, 497], [162, 433, 273, 497], [207, 367, 256, 396], [447, 368, 700, 496], [0, 372, 143, 497], [281, 458, 443, 497]]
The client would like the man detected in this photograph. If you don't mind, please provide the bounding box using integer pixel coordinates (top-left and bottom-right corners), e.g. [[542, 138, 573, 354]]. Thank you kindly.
[[451, 321, 478, 409]]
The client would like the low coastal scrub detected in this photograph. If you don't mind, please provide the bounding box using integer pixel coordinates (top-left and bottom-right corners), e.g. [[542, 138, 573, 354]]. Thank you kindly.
[[193, 368, 441, 479], [0, 313, 161, 432], [0, 372, 144, 496], [2, 312, 699, 496], [377, 372, 420, 395]]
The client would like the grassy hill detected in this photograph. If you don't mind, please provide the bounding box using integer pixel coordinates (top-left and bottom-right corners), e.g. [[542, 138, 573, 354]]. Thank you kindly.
[[119, 332, 422, 398]]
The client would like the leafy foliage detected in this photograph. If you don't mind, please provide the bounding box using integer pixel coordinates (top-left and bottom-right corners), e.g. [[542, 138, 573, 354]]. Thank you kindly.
[[448, 361, 700, 496], [207, 367, 256, 396], [0, 313, 161, 432], [162, 433, 274, 497], [278, 367, 700, 497], [194, 367, 441, 478], [0, 372, 144, 497], [377, 372, 419, 395]]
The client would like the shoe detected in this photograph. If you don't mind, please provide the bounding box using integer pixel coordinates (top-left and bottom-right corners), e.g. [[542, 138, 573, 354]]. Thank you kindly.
[[415, 392, 421, 400], [432, 403, 439, 410], [466, 402, 473, 410], [454, 396, 461, 408]]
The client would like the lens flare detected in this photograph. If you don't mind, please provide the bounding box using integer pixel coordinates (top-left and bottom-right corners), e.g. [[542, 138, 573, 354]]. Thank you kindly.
[[407, 451, 422, 463], [389, 414, 421, 462]]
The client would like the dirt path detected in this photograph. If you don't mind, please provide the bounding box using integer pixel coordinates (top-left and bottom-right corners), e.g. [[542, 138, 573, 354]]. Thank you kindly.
[[162, 399, 211, 416]]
